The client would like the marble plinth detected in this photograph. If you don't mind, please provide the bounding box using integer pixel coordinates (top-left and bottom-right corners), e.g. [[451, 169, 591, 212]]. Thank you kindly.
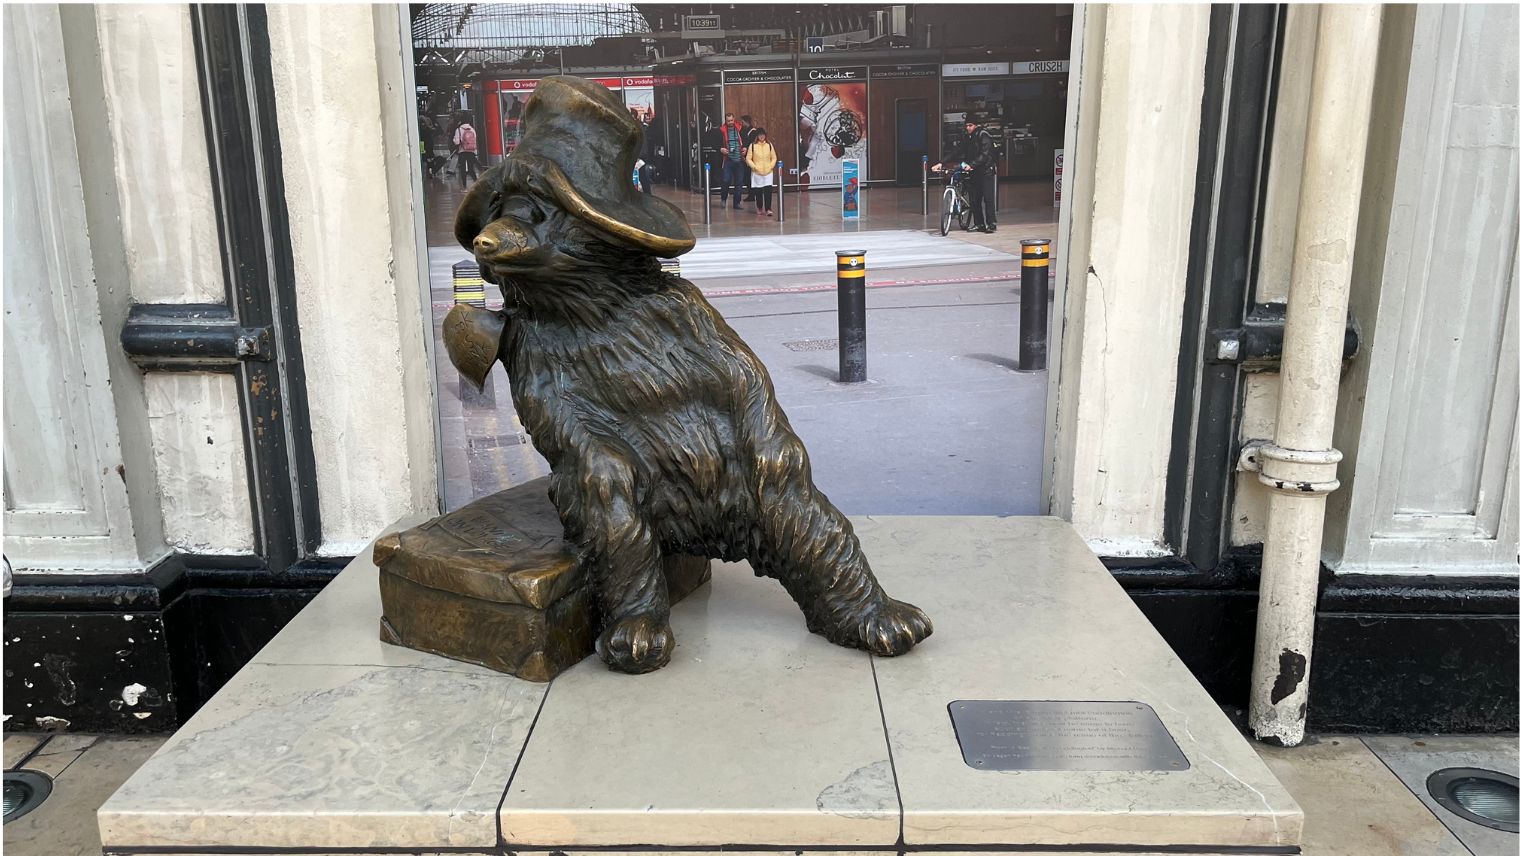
[[98, 516, 1303, 856]]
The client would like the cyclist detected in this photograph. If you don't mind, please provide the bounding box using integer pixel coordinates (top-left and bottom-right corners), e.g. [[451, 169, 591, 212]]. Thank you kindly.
[[932, 116, 998, 233]]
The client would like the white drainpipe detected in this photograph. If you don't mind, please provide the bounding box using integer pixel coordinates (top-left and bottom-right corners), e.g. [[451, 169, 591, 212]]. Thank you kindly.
[[1248, 4, 1383, 747]]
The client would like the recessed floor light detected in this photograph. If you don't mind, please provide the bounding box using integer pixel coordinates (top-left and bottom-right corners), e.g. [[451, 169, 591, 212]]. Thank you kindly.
[[1427, 766, 1519, 833], [2, 770, 53, 824]]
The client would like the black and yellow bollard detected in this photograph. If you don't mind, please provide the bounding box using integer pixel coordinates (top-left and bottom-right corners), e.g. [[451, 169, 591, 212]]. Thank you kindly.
[[1019, 239, 1051, 372], [836, 250, 868, 383], [450, 258, 494, 406], [452, 259, 487, 307]]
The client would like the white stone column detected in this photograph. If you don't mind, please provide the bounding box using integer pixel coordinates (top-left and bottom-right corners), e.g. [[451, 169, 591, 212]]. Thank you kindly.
[[1046, 4, 1211, 555], [264, 4, 439, 555]]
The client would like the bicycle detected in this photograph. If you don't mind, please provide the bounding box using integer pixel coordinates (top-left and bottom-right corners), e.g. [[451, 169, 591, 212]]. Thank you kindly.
[[938, 164, 974, 237]]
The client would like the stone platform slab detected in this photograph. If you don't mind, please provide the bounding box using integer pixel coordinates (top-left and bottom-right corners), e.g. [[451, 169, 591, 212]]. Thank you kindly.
[[98, 516, 1302, 855]]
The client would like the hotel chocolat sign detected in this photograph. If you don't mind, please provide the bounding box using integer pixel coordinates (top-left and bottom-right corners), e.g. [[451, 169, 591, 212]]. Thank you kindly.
[[802, 66, 865, 82], [870, 64, 938, 80], [949, 700, 1191, 772], [725, 69, 796, 85]]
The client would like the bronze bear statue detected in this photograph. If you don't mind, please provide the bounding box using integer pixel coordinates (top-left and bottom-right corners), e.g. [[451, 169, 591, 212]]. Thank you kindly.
[[447, 76, 930, 674]]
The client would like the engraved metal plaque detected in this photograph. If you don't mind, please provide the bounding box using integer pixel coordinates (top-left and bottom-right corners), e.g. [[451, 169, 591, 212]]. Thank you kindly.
[[948, 700, 1190, 772]]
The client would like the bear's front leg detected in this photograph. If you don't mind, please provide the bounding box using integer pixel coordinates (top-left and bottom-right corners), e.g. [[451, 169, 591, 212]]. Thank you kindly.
[[551, 456, 674, 674]]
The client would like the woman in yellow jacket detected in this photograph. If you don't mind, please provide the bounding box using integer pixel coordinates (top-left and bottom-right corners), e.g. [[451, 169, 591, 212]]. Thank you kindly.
[[745, 129, 778, 216]]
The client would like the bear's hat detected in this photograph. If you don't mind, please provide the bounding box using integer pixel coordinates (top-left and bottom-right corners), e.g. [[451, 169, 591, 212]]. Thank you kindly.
[[461, 75, 695, 258]]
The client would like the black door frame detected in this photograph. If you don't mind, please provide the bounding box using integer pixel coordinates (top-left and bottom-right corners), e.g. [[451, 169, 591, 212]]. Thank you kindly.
[[1163, 3, 1283, 576]]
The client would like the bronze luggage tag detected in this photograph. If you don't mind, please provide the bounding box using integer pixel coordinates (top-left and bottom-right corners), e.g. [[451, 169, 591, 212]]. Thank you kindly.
[[442, 303, 506, 391]]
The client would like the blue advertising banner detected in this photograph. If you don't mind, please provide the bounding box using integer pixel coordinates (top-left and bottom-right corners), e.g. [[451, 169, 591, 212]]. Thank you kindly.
[[841, 158, 860, 219]]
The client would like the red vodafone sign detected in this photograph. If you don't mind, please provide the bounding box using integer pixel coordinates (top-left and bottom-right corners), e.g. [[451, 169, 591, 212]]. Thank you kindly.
[[493, 76, 653, 93]]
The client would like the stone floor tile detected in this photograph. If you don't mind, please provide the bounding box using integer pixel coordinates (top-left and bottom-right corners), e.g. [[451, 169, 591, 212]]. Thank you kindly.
[[3, 732, 46, 769], [21, 732, 99, 777], [2, 735, 166, 856], [1256, 735, 1470, 856]]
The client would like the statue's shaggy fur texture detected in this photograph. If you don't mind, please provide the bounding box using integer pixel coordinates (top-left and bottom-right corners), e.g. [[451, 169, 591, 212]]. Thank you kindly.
[[458, 158, 931, 673]]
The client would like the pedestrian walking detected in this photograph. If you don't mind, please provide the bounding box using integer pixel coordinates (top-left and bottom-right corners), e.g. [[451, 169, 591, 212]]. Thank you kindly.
[[962, 117, 998, 233], [745, 129, 777, 217], [637, 113, 656, 194], [718, 112, 746, 209], [453, 115, 480, 189]]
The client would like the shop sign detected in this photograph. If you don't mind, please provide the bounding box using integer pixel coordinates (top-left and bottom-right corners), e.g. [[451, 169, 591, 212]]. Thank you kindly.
[[652, 74, 696, 87], [496, 76, 662, 94], [802, 66, 865, 82], [725, 68, 796, 85], [589, 77, 639, 90], [943, 62, 1010, 78], [870, 64, 938, 80], [682, 14, 722, 38], [1012, 60, 1070, 75]]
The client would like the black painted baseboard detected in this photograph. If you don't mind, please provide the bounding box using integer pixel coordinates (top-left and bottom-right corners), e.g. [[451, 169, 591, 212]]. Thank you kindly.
[[3, 555, 344, 733], [1117, 554, 1519, 733], [4, 550, 1515, 734]]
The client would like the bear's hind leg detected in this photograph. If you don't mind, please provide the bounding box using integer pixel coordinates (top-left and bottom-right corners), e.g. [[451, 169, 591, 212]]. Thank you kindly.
[[552, 459, 674, 674], [746, 438, 932, 656]]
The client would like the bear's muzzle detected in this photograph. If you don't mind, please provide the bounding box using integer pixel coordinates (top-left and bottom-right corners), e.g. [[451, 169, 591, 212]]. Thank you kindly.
[[472, 217, 537, 269]]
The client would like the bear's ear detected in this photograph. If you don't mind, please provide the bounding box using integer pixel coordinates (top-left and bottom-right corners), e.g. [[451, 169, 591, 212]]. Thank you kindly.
[[454, 166, 503, 251]]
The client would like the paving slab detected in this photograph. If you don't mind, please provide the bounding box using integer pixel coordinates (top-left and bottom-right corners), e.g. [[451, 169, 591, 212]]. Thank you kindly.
[[98, 662, 542, 851], [21, 732, 97, 777], [4, 732, 45, 768], [860, 515, 1302, 850], [4, 735, 164, 856], [499, 566, 897, 848], [1257, 736, 1470, 856]]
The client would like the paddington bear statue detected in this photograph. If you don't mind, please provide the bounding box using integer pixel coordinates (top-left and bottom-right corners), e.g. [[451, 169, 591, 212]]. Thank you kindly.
[[445, 76, 931, 674]]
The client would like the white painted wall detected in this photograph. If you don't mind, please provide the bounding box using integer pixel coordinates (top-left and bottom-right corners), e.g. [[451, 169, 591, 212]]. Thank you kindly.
[[95, 5, 223, 305], [1049, 4, 1210, 555], [265, 5, 439, 555], [144, 374, 255, 553]]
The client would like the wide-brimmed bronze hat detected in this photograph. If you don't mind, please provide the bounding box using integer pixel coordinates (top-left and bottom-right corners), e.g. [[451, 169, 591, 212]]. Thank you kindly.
[[457, 75, 695, 257]]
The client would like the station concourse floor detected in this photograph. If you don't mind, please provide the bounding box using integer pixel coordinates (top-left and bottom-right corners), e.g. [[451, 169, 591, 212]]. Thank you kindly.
[[421, 175, 1060, 254], [5, 730, 1513, 855], [424, 178, 1061, 515]]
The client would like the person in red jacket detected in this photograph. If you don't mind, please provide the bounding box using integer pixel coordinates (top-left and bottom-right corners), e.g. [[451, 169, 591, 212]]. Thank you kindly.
[[717, 112, 746, 209]]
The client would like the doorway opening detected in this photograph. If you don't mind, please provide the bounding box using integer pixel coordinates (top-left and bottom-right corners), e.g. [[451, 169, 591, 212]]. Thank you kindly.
[[408, 4, 1077, 517]]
